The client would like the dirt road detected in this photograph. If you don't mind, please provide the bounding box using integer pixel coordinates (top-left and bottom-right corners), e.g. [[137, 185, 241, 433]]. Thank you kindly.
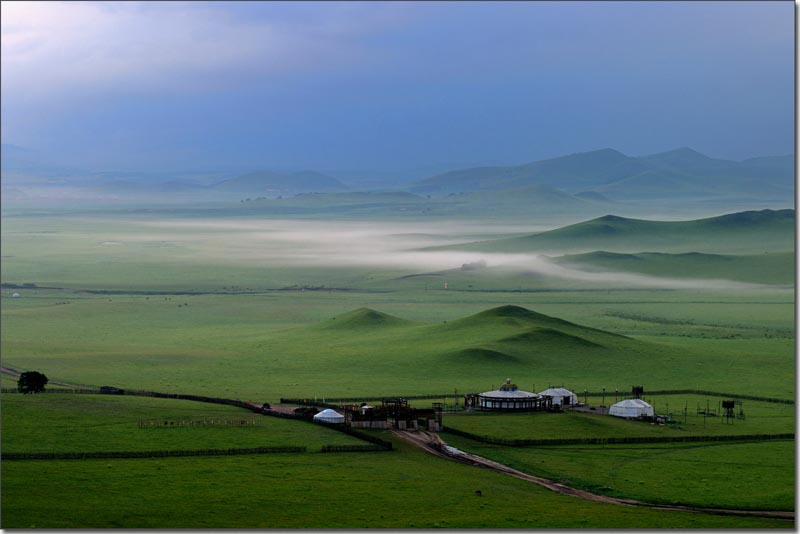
[[392, 429, 794, 521]]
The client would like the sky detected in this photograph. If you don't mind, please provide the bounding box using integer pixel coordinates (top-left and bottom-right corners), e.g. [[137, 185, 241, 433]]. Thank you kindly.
[[1, 1, 794, 176]]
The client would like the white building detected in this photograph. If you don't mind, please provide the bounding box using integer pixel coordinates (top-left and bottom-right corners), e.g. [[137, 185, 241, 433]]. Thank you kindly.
[[313, 408, 345, 424], [538, 387, 578, 406], [473, 379, 543, 411], [608, 398, 654, 419]]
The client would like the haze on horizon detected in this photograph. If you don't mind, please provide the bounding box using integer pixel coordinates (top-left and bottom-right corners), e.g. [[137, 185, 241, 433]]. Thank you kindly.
[[1, 1, 794, 178]]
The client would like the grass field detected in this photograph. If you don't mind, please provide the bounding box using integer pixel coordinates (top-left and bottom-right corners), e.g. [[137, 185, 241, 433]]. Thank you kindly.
[[442, 434, 794, 511], [0, 437, 790, 529], [2, 394, 363, 453], [1, 207, 794, 528]]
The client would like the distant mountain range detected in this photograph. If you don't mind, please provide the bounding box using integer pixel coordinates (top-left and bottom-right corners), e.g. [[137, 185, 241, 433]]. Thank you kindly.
[[410, 147, 793, 202], [2, 144, 792, 209], [213, 170, 347, 194]]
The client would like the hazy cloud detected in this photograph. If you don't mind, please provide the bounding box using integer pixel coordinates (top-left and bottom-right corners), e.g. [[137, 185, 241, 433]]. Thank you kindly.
[[0, 1, 407, 97], [71, 217, 772, 291]]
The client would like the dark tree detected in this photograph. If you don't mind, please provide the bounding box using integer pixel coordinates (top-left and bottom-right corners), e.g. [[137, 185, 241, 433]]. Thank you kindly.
[[17, 371, 48, 394]]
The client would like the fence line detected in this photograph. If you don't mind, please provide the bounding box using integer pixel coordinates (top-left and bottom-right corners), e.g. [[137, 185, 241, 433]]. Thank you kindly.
[[283, 389, 794, 405], [3, 446, 306, 461], [4, 388, 792, 405], [442, 426, 795, 447], [320, 444, 387, 453]]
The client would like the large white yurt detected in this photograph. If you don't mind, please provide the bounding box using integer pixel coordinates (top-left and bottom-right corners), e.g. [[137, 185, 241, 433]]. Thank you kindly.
[[537, 387, 578, 406], [608, 398, 654, 419], [313, 409, 345, 424], [475, 379, 541, 411]]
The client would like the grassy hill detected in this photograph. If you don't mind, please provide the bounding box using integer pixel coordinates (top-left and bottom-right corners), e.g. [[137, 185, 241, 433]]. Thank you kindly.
[[436, 209, 795, 254], [553, 251, 794, 285]]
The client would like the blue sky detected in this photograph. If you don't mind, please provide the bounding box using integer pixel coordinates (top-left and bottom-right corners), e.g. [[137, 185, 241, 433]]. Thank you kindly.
[[1, 1, 794, 175]]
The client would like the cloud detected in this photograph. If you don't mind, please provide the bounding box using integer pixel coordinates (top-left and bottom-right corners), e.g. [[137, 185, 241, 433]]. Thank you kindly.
[[0, 1, 406, 98]]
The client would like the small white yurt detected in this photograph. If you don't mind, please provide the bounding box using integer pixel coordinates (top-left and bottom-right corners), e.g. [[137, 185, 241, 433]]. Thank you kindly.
[[537, 387, 578, 406], [11, 293, 20, 298], [608, 398, 654, 419], [313, 409, 345, 424]]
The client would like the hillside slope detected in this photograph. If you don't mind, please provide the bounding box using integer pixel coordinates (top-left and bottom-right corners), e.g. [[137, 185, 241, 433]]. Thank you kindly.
[[552, 251, 794, 285], [436, 209, 795, 254]]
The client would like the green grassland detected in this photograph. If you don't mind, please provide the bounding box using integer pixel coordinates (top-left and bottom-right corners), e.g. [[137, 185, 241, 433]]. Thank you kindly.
[[0, 437, 789, 529], [1, 206, 794, 528], [442, 434, 794, 511], [2, 295, 794, 399], [2, 394, 362, 453]]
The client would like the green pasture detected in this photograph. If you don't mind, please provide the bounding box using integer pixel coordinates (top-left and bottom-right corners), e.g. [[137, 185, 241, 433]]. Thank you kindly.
[[0, 438, 788, 529], [443, 397, 794, 440], [1, 289, 793, 399], [0, 207, 794, 528], [1, 394, 361, 453], [442, 434, 794, 511]]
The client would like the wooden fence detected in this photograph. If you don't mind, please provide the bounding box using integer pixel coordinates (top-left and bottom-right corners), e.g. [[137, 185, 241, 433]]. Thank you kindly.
[[442, 426, 795, 447], [284, 389, 794, 405], [3, 446, 306, 460], [320, 444, 387, 453]]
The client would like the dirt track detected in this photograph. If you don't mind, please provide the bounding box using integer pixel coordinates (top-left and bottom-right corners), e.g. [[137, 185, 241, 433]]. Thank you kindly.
[[392, 429, 794, 522]]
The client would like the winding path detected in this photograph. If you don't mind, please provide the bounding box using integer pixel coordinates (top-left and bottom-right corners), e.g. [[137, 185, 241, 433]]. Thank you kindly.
[[392, 429, 794, 522]]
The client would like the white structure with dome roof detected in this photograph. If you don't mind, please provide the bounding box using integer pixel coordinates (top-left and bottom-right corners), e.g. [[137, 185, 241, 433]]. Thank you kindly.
[[465, 378, 550, 411]]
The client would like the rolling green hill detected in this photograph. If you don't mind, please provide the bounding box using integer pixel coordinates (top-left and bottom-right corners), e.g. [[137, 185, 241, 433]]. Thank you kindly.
[[553, 251, 794, 285], [436, 209, 795, 254]]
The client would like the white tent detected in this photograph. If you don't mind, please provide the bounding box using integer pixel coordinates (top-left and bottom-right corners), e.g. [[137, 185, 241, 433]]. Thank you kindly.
[[608, 399, 654, 419], [313, 408, 345, 424], [537, 387, 578, 406]]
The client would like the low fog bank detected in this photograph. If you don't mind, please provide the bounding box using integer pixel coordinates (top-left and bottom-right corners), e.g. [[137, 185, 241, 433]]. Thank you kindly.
[[62, 217, 775, 290]]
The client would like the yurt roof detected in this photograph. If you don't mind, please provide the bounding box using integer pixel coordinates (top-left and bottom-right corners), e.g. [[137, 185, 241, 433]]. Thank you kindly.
[[314, 409, 344, 418], [538, 387, 576, 397], [479, 388, 539, 399], [611, 399, 652, 409]]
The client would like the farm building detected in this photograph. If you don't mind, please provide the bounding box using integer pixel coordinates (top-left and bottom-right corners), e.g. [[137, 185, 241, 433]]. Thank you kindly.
[[608, 398, 654, 419], [538, 387, 578, 406], [465, 379, 552, 412], [345, 399, 441, 431], [313, 409, 345, 424]]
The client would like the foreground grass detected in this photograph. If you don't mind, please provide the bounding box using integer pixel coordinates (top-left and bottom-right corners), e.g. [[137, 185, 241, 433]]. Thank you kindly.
[[2, 394, 362, 453], [442, 433, 794, 512], [1, 438, 790, 529]]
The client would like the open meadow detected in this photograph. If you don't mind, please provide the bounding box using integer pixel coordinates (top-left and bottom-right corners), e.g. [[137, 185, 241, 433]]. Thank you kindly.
[[0, 206, 794, 528]]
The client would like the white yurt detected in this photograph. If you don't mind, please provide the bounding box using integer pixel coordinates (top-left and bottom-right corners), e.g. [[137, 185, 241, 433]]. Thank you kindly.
[[313, 408, 345, 424], [537, 387, 578, 406], [608, 398, 654, 419], [475, 379, 541, 411]]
